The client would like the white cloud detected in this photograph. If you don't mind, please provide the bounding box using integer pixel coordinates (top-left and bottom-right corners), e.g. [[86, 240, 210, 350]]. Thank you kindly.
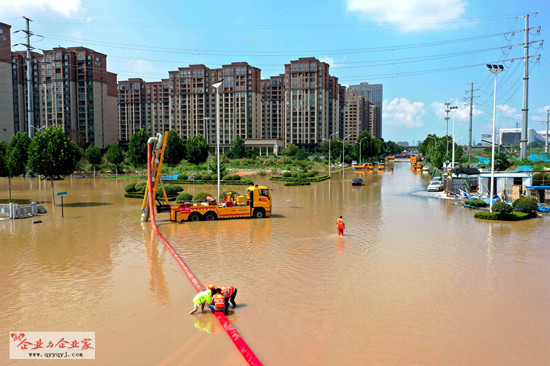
[[497, 104, 520, 120], [431, 100, 483, 122], [537, 105, 550, 113], [345, 0, 467, 32], [383, 98, 425, 128], [0, 0, 83, 18], [126, 59, 155, 76]]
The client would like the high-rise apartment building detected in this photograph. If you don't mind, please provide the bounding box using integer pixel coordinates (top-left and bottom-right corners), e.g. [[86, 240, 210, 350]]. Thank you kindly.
[[284, 57, 340, 151], [342, 90, 368, 143], [349, 82, 383, 138], [261, 75, 285, 140], [11, 50, 41, 135], [37, 47, 117, 149], [0, 23, 14, 142]]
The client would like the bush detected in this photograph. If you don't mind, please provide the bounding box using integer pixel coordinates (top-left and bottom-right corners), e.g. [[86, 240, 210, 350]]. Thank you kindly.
[[284, 181, 310, 186], [310, 170, 319, 176], [193, 192, 212, 203], [474, 212, 501, 220], [512, 197, 538, 213], [211, 174, 218, 181], [200, 174, 211, 181], [161, 184, 184, 196], [282, 172, 292, 178], [469, 199, 488, 208], [232, 175, 241, 181], [194, 174, 202, 181], [176, 192, 193, 203], [492, 202, 512, 214], [221, 190, 240, 199], [291, 172, 299, 178], [134, 182, 147, 193], [258, 170, 267, 176], [124, 183, 136, 193]]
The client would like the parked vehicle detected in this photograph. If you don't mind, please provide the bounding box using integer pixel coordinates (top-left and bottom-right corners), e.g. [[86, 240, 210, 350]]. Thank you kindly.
[[427, 181, 444, 192], [352, 178, 364, 186]]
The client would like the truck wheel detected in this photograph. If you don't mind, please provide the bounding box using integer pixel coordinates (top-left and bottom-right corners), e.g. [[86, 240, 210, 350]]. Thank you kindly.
[[253, 209, 265, 218], [189, 212, 201, 222], [205, 212, 217, 221]]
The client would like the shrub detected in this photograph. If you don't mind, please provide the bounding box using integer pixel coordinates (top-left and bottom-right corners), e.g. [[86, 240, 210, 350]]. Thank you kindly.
[[469, 199, 488, 208], [211, 174, 218, 181], [176, 192, 193, 203], [258, 170, 267, 176], [124, 183, 136, 193], [221, 190, 240, 199], [194, 174, 202, 181], [282, 172, 292, 178], [201, 174, 211, 181], [161, 184, 184, 196], [134, 182, 147, 193], [193, 192, 212, 203], [232, 175, 241, 180], [310, 170, 319, 176], [492, 202, 512, 214], [474, 212, 501, 220], [512, 197, 538, 213], [291, 172, 299, 178]]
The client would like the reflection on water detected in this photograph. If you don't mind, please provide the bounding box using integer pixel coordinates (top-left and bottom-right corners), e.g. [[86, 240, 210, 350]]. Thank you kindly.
[[1, 163, 549, 365]]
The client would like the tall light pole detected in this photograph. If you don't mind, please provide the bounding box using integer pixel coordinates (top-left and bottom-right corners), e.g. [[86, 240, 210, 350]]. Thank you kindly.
[[487, 64, 504, 212], [325, 131, 338, 176], [450, 105, 458, 170], [212, 79, 223, 202], [444, 102, 451, 157], [359, 136, 368, 165], [341, 134, 351, 178]]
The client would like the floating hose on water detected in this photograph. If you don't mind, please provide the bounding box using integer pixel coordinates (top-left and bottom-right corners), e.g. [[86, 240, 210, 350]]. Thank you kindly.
[[146, 140, 262, 366]]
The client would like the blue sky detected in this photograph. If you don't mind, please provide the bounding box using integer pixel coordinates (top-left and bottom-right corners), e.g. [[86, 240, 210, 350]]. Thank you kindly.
[[2, 0, 549, 145]]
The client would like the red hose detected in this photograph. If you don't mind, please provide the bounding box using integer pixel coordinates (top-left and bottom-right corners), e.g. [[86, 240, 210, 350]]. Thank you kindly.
[[147, 143, 262, 366]]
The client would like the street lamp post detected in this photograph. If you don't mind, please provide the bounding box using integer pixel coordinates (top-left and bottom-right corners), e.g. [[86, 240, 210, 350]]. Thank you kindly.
[[487, 64, 504, 212], [212, 79, 223, 203], [359, 136, 368, 165], [341, 134, 351, 177], [203, 117, 210, 145], [325, 131, 339, 176], [450, 106, 458, 170]]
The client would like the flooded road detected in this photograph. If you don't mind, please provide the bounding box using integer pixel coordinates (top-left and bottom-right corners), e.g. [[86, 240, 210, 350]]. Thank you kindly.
[[1, 163, 549, 365]]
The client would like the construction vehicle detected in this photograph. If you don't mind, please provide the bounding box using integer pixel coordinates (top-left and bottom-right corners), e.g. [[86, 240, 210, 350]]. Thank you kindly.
[[377, 162, 385, 172], [141, 131, 272, 224], [410, 156, 418, 165], [354, 162, 374, 171], [170, 185, 272, 222]]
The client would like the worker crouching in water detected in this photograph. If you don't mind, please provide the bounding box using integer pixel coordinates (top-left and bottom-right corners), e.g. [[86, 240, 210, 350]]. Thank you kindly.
[[189, 288, 213, 314], [209, 288, 227, 314], [221, 286, 238, 309]]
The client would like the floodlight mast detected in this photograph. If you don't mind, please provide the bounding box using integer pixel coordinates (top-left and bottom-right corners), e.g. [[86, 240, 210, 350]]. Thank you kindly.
[[486, 64, 504, 213]]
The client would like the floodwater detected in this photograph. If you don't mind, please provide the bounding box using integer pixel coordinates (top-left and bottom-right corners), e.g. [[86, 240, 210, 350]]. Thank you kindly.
[[1, 163, 549, 365]]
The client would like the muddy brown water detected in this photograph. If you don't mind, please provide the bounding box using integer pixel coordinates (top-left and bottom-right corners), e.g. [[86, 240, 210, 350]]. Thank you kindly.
[[1, 163, 549, 365]]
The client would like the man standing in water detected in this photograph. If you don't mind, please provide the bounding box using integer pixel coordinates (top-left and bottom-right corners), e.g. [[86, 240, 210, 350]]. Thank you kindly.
[[337, 216, 345, 236]]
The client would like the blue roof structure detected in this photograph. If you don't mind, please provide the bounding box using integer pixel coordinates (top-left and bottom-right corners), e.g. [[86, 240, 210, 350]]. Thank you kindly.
[[527, 154, 550, 162], [516, 165, 534, 171]]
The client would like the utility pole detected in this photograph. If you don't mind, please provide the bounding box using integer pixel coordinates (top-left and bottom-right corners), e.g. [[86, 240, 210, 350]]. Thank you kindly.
[[520, 13, 538, 159], [464, 83, 479, 160], [22, 17, 34, 139], [444, 102, 451, 157], [546, 109, 549, 154]]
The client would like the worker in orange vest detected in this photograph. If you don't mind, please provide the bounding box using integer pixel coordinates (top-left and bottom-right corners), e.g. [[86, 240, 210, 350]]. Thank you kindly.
[[220, 286, 238, 309], [208, 288, 227, 314], [337, 216, 345, 236]]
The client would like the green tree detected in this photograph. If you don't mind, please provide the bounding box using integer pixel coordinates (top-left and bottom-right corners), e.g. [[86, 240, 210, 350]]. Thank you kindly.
[[0, 132, 32, 202], [294, 149, 309, 161], [85, 145, 102, 177], [164, 130, 186, 166], [494, 153, 511, 171], [105, 142, 125, 177], [355, 132, 372, 163], [127, 129, 149, 168], [186, 134, 209, 165], [282, 143, 299, 157], [229, 136, 247, 159], [27, 127, 82, 205]]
